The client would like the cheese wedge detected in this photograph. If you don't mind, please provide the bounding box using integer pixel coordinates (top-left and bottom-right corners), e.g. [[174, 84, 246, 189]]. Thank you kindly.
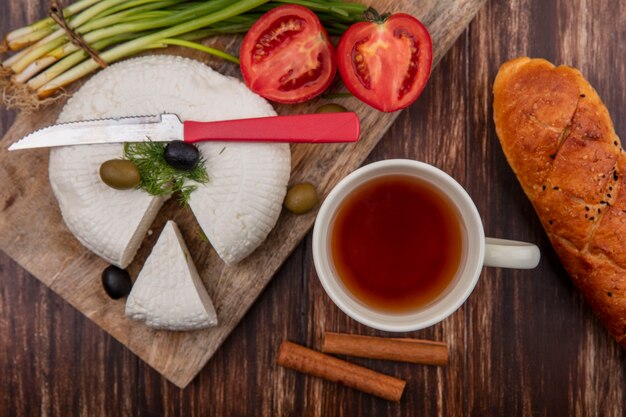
[[49, 55, 291, 267], [125, 221, 217, 330]]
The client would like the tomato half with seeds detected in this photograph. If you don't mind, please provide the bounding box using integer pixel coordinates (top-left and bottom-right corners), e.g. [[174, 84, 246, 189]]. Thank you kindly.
[[239, 5, 336, 103], [337, 12, 433, 112]]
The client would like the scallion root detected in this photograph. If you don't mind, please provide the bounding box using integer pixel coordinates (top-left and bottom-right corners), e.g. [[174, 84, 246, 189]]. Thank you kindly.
[[0, 64, 62, 111]]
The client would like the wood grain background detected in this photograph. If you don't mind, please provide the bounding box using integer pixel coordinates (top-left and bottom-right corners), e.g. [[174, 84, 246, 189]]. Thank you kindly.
[[1, 0, 625, 416]]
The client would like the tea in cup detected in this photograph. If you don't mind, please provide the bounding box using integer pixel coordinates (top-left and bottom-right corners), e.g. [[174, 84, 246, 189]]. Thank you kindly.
[[313, 159, 540, 332]]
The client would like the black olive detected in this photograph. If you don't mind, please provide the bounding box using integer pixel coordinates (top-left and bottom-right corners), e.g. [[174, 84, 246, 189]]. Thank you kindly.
[[101, 265, 132, 299], [164, 140, 200, 171]]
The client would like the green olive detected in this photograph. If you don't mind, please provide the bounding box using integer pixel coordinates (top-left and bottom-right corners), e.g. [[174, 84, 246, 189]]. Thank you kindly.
[[99, 159, 141, 190], [284, 182, 319, 214], [315, 103, 348, 114]]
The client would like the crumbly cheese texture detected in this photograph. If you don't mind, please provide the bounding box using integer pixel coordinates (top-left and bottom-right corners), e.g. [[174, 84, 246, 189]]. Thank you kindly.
[[125, 221, 217, 330], [49, 55, 291, 267]]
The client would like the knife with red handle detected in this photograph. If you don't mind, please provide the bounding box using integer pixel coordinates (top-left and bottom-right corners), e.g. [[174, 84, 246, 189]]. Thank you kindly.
[[8, 112, 360, 151], [184, 113, 359, 144]]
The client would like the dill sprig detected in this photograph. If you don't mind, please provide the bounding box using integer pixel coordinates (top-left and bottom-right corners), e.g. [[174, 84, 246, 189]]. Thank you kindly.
[[123, 141, 208, 205]]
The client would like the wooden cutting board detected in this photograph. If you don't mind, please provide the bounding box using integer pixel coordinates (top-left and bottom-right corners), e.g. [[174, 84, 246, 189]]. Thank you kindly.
[[0, 0, 485, 388]]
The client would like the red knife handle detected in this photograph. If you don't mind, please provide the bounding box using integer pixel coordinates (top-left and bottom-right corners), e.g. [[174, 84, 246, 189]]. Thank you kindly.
[[183, 113, 360, 144]]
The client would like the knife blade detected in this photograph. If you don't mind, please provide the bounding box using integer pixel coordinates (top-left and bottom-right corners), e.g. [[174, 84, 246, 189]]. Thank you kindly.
[[8, 112, 360, 151]]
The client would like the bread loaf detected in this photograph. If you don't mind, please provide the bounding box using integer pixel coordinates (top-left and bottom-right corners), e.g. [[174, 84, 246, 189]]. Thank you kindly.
[[493, 57, 626, 348]]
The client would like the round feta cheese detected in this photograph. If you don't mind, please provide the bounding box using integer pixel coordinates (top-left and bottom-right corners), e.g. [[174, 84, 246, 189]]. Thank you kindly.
[[49, 55, 291, 267]]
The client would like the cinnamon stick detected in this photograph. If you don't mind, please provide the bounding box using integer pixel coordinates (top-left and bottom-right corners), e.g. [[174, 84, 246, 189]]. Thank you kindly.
[[322, 332, 448, 366], [277, 341, 406, 402]]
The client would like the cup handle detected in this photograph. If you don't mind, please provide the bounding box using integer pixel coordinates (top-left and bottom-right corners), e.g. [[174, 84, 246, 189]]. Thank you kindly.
[[483, 237, 540, 269]]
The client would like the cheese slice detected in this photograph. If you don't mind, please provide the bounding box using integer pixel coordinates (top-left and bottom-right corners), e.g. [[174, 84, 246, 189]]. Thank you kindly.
[[125, 220, 217, 330], [49, 55, 291, 267]]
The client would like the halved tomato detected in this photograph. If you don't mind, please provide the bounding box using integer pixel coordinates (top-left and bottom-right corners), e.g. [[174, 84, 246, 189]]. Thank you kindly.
[[239, 5, 336, 103], [337, 12, 433, 112]]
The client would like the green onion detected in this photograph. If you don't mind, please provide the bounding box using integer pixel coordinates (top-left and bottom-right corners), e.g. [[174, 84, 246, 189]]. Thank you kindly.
[[37, 0, 269, 97], [4, 0, 101, 48], [155, 39, 240, 64], [1, 0, 366, 108]]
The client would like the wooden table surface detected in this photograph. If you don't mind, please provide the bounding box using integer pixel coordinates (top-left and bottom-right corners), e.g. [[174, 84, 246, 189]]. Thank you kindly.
[[1, 0, 625, 416]]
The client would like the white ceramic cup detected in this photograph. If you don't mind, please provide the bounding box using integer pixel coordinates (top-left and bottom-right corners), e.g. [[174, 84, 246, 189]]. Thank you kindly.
[[312, 159, 540, 332]]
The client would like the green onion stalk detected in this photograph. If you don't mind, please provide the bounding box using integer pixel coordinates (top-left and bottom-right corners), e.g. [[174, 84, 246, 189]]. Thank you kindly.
[[0, 0, 366, 110]]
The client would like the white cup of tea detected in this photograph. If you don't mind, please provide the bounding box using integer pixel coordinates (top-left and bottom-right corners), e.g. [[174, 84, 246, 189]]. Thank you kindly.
[[312, 159, 540, 332]]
